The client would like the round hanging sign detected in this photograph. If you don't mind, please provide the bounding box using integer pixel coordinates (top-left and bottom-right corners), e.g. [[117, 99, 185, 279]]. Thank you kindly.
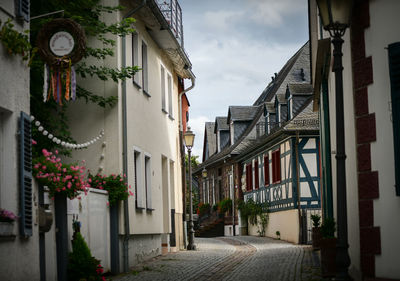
[[49, 31, 75, 57], [37, 18, 86, 105], [37, 18, 86, 68]]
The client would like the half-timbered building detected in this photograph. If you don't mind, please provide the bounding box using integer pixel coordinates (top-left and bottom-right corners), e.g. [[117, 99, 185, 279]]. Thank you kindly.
[[195, 42, 320, 242]]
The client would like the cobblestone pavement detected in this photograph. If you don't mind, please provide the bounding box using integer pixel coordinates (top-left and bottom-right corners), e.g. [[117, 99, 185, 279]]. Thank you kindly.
[[111, 236, 322, 281]]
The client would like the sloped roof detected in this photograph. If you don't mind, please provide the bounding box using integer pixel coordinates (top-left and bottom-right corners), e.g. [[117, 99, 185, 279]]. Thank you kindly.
[[264, 102, 276, 114], [288, 83, 313, 95], [253, 42, 310, 105], [276, 93, 287, 104], [215, 117, 229, 131], [228, 106, 258, 122], [234, 98, 318, 160], [284, 99, 319, 131], [205, 122, 216, 156]]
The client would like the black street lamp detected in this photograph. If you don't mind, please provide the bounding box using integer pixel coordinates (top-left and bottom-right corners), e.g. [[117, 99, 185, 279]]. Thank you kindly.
[[184, 127, 196, 250], [316, 0, 353, 280]]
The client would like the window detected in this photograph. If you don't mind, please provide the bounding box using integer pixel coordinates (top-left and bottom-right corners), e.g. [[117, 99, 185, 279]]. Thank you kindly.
[[264, 155, 269, 186], [272, 149, 281, 183], [246, 163, 253, 191], [388, 42, 400, 196], [145, 155, 153, 210], [142, 42, 149, 94], [168, 74, 173, 118], [132, 33, 140, 87], [254, 160, 259, 189], [161, 65, 166, 112], [134, 150, 145, 209]]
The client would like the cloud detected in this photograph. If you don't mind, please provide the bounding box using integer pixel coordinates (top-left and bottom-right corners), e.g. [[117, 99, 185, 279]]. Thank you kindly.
[[247, 0, 306, 27], [203, 10, 243, 33], [179, 0, 309, 161], [187, 115, 211, 159]]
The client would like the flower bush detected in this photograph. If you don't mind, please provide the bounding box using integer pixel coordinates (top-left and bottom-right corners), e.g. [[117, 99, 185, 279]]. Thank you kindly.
[[33, 148, 89, 199], [88, 173, 132, 206], [197, 202, 211, 217], [0, 208, 17, 222]]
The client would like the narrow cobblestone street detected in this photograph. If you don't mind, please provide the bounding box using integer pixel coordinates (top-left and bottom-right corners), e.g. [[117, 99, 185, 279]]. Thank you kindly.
[[112, 236, 322, 281]]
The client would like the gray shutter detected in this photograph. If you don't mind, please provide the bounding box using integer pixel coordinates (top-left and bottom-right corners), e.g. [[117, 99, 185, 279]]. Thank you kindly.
[[16, 0, 30, 22], [388, 42, 400, 196], [19, 111, 33, 236]]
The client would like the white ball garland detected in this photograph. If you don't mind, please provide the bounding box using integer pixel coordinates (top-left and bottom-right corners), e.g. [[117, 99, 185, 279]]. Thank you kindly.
[[30, 115, 104, 150]]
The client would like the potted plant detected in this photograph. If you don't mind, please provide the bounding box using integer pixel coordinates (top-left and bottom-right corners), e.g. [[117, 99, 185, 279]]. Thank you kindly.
[[320, 217, 337, 277], [0, 208, 17, 236], [311, 214, 322, 250]]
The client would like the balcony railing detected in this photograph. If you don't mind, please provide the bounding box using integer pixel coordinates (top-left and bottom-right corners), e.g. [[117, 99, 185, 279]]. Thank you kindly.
[[156, 0, 184, 47]]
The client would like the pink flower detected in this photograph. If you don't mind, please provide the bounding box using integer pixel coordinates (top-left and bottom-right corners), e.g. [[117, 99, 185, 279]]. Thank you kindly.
[[67, 182, 72, 189], [88, 178, 92, 183], [55, 150, 58, 155], [62, 187, 66, 191], [42, 166, 46, 170], [129, 191, 134, 196], [34, 163, 41, 169], [129, 185, 132, 189], [32, 139, 37, 145], [106, 202, 109, 206]]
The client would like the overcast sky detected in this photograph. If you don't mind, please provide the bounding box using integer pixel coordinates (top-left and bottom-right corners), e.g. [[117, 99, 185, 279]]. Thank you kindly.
[[179, 0, 309, 159]]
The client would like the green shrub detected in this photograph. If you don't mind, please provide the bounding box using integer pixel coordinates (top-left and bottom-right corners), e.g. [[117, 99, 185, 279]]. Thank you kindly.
[[218, 198, 232, 213], [68, 232, 104, 281], [311, 214, 321, 228], [320, 217, 336, 238]]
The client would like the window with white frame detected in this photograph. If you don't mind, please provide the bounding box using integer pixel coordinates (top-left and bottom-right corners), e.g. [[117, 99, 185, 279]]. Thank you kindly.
[[134, 150, 145, 209], [144, 154, 153, 210], [142, 41, 149, 94], [132, 33, 140, 87], [167, 74, 173, 118], [161, 65, 166, 112]]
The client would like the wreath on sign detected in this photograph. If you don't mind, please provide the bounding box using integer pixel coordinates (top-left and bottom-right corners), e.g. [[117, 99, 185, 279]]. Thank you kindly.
[[37, 18, 86, 105]]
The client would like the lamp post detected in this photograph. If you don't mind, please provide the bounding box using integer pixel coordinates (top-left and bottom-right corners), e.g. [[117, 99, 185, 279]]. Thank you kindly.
[[184, 127, 196, 250], [202, 168, 207, 204], [316, 0, 353, 280]]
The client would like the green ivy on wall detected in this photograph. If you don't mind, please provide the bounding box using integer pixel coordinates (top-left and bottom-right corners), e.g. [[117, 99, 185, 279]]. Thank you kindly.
[[0, 19, 32, 61]]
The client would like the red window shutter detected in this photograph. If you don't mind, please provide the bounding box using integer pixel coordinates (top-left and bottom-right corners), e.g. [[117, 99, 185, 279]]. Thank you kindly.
[[264, 155, 269, 186], [272, 149, 281, 183], [255, 160, 259, 189], [277, 150, 281, 182]]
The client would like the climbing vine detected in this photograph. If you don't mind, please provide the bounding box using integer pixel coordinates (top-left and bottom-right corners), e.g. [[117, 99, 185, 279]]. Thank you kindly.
[[0, 19, 32, 61], [238, 198, 270, 237], [30, 0, 139, 156]]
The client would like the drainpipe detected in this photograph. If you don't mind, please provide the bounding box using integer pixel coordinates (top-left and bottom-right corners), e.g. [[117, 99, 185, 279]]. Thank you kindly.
[[295, 132, 302, 244], [121, 0, 147, 273], [178, 75, 195, 248]]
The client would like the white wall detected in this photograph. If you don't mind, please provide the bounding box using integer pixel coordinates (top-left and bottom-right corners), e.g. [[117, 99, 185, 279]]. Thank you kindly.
[[67, 188, 111, 271], [0, 4, 39, 280], [248, 209, 300, 244], [365, 1, 400, 278]]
